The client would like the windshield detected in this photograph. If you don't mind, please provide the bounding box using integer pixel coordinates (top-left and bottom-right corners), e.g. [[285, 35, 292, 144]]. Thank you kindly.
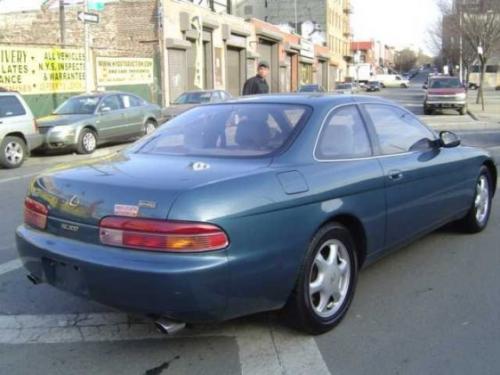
[[174, 92, 212, 104], [54, 96, 100, 115], [138, 104, 310, 157], [430, 78, 462, 89]]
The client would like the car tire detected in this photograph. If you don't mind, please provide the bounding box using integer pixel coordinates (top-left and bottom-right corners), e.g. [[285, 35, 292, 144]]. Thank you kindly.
[[0, 136, 28, 169], [283, 223, 358, 335], [400, 83, 407, 88], [456, 166, 493, 233], [144, 120, 157, 136], [459, 106, 467, 116], [424, 106, 433, 115], [76, 128, 97, 154], [380, 83, 385, 88]]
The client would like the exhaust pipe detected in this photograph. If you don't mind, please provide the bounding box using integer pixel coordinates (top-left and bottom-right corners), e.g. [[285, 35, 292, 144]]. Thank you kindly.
[[27, 274, 41, 285], [154, 317, 186, 335]]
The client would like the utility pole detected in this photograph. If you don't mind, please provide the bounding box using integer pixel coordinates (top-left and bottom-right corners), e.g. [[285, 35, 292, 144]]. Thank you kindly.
[[458, 0, 463, 82], [59, 0, 65, 45], [84, 0, 91, 93]]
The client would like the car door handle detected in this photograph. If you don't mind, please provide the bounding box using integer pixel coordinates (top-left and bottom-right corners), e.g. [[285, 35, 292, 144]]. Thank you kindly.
[[388, 170, 404, 181]]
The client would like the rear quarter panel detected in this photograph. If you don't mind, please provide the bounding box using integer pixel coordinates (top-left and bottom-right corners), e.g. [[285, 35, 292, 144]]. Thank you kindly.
[[168, 159, 386, 320]]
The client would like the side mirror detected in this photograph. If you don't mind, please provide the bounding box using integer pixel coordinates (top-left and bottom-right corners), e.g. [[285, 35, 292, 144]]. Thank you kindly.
[[439, 131, 460, 148], [99, 106, 111, 114]]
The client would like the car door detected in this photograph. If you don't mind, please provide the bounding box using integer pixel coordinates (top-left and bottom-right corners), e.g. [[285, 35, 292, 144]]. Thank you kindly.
[[96, 95, 127, 140], [120, 94, 144, 136], [360, 103, 469, 248], [0, 95, 32, 139], [313, 104, 387, 255]]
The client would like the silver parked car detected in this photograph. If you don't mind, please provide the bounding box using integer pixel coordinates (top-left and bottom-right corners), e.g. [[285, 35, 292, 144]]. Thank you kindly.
[[0, 91, 44, 168], [164, 90, 232, 121], [37, 92, 162, 154]]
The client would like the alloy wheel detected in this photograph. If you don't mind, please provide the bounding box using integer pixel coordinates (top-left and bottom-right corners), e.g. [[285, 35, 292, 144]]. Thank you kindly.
[[82, 132, 96, 152], [145, 122, 156, 135], [5, 141, 24, 166], [309, 239, 351, 318], [475, 174, 490, 224]]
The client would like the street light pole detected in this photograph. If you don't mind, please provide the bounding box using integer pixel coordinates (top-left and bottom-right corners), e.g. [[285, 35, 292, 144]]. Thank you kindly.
[[84, 0, 91, 93]]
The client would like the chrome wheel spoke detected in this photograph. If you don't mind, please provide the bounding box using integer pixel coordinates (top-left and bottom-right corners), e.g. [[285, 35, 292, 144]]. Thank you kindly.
[[308, 239, 351, 318]]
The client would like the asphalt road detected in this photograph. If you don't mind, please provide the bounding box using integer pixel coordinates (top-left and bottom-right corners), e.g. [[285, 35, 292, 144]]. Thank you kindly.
[[1, 82, 500, 374]]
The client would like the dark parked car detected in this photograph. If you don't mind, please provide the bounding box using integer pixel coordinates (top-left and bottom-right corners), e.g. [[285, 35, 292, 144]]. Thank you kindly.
[[297, 84, 326, 93], [164, 90, 232, 121], [37, 92, 162, 154], [17, 95, 496, 335], [365, 81, 381, 92]]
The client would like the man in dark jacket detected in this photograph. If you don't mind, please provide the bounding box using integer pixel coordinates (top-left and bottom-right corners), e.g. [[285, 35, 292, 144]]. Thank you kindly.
[[242, 61, 270, 95]]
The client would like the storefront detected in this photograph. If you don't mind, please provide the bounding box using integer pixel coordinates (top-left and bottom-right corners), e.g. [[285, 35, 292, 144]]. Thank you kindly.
[[254, 25, 282, 93], [299, 40, 315, 86], [281, 42, 300, 92], [222, 24, 250, 96]]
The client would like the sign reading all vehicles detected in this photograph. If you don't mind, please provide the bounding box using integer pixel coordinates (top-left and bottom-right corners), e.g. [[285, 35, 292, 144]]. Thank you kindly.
[[0, 45, 85, 94], [77, 11, 99, 24], [96, 57, 154, 86]]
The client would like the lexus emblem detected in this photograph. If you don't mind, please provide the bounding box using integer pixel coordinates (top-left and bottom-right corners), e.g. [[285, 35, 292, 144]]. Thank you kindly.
[[68, 195, 80, 207]]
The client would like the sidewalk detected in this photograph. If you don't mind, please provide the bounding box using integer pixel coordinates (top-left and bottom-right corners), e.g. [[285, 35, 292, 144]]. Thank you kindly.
[[467, 89, 500, 124]]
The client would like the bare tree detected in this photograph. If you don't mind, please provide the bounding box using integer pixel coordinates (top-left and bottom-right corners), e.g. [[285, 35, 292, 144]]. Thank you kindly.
[[461, 2, 500, 108]]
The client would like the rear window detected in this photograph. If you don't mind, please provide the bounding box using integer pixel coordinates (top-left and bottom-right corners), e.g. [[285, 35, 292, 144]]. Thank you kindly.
[[138, 104, 310, 157], [0, 96, 26, 118], [430, 78, 461, 89]]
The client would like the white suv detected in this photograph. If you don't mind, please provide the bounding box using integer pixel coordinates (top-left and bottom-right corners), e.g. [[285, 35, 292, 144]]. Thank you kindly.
[[0, 92, 43, 168]]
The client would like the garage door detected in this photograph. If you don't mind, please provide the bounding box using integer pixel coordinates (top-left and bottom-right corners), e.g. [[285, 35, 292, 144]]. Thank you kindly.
[[226, 47, 242, 96], [168, 49, 187, 103]]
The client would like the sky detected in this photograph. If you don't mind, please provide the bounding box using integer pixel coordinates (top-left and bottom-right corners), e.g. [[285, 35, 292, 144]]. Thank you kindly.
[[351, 0, 442, 55]]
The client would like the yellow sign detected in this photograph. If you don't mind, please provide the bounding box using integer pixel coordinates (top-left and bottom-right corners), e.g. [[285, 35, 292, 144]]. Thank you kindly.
[[96, 57, 154, 86], [0, 45, 85, 94]]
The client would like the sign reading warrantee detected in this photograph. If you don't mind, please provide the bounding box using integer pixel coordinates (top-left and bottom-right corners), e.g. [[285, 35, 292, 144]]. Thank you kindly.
[[0, 44, 85, 94], [96, 57, 154, 86]]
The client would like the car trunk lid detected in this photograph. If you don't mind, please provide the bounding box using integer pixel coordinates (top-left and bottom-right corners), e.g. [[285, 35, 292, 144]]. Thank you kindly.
[[29, 152, 270, 242]]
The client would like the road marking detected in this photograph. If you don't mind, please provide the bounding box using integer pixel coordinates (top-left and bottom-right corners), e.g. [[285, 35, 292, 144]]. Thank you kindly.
[[0, 259, 22, 276], [0, 313, 330, 375], [0, 172, 39, 185]]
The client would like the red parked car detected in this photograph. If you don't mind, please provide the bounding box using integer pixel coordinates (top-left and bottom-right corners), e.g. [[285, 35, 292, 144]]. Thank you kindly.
[[423, 77, 467, 115]]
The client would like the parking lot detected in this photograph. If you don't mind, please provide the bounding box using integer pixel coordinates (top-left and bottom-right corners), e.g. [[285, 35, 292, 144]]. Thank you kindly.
[[1, 81, 500, 374]]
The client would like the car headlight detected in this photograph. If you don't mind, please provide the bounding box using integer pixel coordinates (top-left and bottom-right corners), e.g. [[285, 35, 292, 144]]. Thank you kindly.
[[454, 93, 466, 100], [49, 126, 76, 135]]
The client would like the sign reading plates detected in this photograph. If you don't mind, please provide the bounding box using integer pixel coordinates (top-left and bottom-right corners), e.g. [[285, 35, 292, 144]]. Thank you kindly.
[[0, 45, 85, 94], [77, 11, 99, 24], [96, 57, 154, 86]]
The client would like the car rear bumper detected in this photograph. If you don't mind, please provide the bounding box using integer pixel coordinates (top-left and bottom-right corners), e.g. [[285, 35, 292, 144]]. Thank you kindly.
[[16, 225, 230, 322], [25, 133, 44, 151]]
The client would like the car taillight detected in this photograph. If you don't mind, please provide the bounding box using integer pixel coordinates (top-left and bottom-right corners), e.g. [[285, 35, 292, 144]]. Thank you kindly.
[[99, 217, 229, 252], [24, 197, 48, 230]]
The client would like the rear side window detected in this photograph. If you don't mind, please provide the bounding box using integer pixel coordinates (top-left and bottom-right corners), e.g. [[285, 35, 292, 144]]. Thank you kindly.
[[364, 104, 435, 155], [0, 96, 26, 118], [120, 95, 144, 108], [315, 105, 371, 160], [138, 104, 310, 157], [99, 95, 122, 111]]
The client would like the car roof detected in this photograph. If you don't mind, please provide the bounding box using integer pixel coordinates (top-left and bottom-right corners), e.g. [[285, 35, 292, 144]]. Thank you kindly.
[[72, 91, 136, 98], [223, 93, 392, 108]]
